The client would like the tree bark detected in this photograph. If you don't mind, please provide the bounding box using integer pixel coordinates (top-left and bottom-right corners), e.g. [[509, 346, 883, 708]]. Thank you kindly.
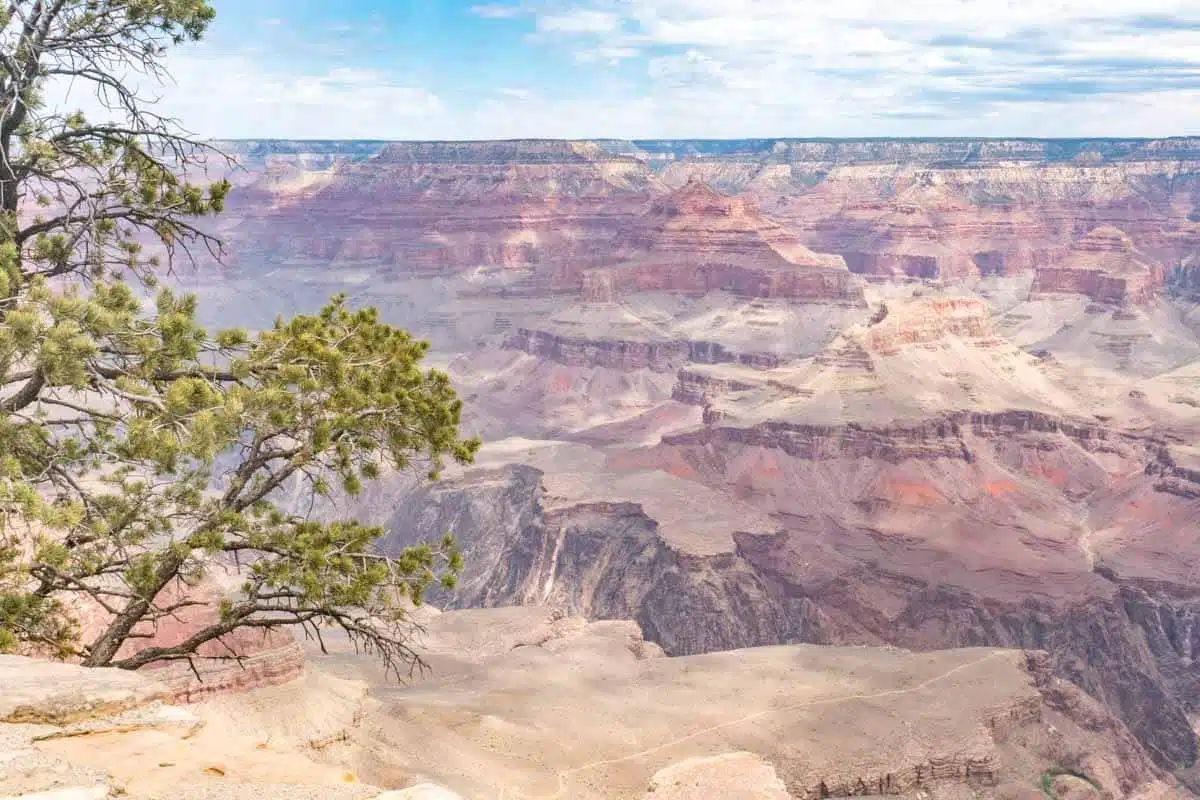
[[82, 550, 187, 666]]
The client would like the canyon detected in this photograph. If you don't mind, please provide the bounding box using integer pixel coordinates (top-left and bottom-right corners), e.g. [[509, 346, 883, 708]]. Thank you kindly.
[[12, 137, 1199, 798]]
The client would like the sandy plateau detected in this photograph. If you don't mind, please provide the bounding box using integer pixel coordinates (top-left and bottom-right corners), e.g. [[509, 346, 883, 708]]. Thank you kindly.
[[0, 607, 1178, 800]]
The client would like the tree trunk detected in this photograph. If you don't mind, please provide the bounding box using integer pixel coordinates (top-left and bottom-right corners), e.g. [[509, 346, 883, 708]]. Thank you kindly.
[[82, 551, 186, 666]]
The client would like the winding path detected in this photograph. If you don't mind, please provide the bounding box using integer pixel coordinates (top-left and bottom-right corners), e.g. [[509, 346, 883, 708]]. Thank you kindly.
[[497, 649, 1010, 800]]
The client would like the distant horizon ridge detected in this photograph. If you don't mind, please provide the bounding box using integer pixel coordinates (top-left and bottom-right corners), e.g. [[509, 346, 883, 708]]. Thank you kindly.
[[212, 135, 1200, 143]]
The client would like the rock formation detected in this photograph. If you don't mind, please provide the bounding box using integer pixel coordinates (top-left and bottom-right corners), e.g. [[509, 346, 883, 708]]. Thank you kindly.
[[301, 606, 1177, 799], [67, 580, 305, 704], [576, 177, 863, 304], [0, 653, 390, 800], [374, 287, 1200, 775], [210, 137, 1200, 306], [1032, 226, 1163, 305], [225, 139, 662, 279]]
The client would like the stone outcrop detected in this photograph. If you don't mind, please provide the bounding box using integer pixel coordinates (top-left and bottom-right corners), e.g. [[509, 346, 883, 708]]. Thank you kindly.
[[0, 653, 433, 800], [642, 752, 791, 799], [860, 296, 1002, 354], [69, 582, 305, 704], [1145, 444, 1200, 499], [312, 605, 1174, 799], [1032, 226, 1163, 305], [582, 178, 864, 303], [672, 368, 764, 405], [0, 656, 169, 726], [504, 327, 782, 372]]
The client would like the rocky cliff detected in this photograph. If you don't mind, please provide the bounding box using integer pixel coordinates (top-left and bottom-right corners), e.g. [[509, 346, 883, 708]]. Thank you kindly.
[[504, 326, 786, 372], [1032, 226, 1163, 306], [576, 178, 863, 303], [217, 137, 1199, 306], [226, 139, 661, 277], [371, 288, 1200, 774], [379, 449, 1200, 775]]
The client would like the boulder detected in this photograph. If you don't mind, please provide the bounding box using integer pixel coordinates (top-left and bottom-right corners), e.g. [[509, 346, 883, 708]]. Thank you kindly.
[[644, 752, 791, 799]]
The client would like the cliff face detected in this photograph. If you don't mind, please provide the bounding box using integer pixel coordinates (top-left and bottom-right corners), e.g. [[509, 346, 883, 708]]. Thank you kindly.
[[227, 139, 661, 277], [504, 327, 785, 372], [378, 451, 1200, 771], [1032, 226, 1163, 305], [219, 137, 1200, 306]]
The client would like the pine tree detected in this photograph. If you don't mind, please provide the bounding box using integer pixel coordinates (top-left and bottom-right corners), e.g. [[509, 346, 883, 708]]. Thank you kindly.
[[0, 1, 479, 678]]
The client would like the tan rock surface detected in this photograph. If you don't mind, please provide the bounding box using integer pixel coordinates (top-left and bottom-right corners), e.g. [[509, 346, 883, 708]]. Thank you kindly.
[[0, 654, 395, 800], [643, 752, 790, 799], [0, 655, 168, 725], [306, 607, 1170, 800]]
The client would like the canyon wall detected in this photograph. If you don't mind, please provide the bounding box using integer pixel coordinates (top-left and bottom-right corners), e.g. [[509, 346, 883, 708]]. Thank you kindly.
[[216, 137, 1199, 306]]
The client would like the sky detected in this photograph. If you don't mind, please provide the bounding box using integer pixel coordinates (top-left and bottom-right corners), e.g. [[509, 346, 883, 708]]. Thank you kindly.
[[57, 0, 1200, 140]]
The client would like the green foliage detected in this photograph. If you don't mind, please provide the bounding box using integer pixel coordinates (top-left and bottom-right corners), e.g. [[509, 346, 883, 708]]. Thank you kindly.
[[0, 1, 479, 678], [1039, 766, 1099, 799]]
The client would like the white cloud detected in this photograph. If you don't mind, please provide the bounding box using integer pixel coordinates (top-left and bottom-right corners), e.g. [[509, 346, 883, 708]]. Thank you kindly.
[[470, 4, 527, 19], [573, 45, 639, 64], [47, 49, 445, 140], [497, 87, 536, 102], [509, 0, 1200, 135], [538, 10, 622, 34], [40, 0, 1200, 139]]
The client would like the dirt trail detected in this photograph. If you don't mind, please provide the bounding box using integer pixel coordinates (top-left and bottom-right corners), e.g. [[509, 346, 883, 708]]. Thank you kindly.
[[498, 650, 1008, 800]]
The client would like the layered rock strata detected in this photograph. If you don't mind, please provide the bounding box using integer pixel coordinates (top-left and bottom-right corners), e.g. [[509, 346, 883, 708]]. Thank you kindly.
[[1032, 226, 1163, 305], [212, 137, 1200, 305], [0, 654, 389, 800], [70, 582, 305, 704], [378, 450, 1200, 774], [505, 327, 783, 372], [227, 139, 661, 276], [583, 178, 864, 303]]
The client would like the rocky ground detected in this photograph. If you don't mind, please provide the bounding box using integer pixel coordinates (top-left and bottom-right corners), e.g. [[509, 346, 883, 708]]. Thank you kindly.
[[2, 606, 1184, 799], [0, 651, 459, 800]]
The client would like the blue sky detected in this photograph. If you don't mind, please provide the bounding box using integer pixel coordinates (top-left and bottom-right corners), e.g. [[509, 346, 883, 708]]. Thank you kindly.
[[71, 0, 1200, 138]]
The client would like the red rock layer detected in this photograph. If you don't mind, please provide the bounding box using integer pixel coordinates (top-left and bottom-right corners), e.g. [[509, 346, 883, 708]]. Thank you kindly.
[[862, 296, 1002, 354], [586, 179, 863, 304], [71, 582, 305, 702], [212, 139, 1199, 303], [1031, 226, 1162, 305], [229, 140, 661, 278], [755, 163, 1200, 286]]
